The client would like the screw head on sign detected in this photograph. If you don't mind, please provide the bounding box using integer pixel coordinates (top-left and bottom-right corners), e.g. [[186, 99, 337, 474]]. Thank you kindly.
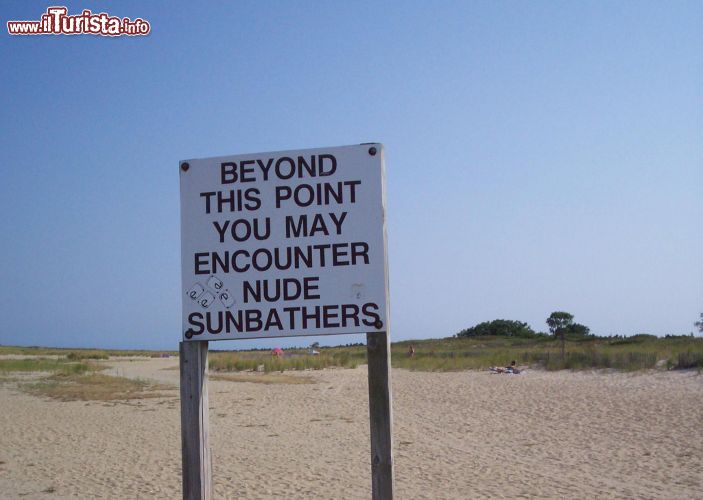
[[181, 162, 190, 172], [374, 320, 383, 330], [368, 147, 377, 156], [185, 329, 193, 339]]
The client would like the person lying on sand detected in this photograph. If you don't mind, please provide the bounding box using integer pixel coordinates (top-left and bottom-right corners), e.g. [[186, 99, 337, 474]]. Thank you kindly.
[[489, 361, 521, 374]]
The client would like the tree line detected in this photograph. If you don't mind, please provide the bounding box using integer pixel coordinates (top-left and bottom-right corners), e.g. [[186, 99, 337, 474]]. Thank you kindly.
[[457, 311, 703, 340], [456, 312, 589, 339]]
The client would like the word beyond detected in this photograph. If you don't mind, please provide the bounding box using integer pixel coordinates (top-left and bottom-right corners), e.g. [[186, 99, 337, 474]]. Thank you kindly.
[[220, 154, 337, 183]]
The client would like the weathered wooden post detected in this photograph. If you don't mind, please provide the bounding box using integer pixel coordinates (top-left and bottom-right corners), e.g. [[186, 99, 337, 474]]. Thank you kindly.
[[179, 340, 212, 500], [367, 331, 395, 499]]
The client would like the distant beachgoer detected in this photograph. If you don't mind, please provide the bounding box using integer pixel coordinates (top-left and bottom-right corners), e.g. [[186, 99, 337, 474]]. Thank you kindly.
[[490, 360, 521, 374], [408, 345, 415, 357]]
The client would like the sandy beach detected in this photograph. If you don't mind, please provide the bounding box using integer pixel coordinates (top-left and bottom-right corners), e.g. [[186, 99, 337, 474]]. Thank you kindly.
[[0, 358, 701, 499]]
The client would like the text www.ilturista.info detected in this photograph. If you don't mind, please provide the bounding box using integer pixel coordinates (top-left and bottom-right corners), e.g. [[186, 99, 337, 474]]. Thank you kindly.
[[7, 7, 150, 36]]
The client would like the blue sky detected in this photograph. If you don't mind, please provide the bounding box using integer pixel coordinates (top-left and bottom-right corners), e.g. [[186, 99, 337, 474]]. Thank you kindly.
[[1, 1, 701, 350]]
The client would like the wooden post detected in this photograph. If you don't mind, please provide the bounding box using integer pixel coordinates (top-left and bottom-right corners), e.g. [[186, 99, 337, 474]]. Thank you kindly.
[[366, 331, 395, 499], [560, 331, 565, 362], [180, 341, 212, 500]]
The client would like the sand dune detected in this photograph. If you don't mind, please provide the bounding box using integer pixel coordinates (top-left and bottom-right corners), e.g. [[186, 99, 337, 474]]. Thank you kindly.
[[0, 357, 701, 498]]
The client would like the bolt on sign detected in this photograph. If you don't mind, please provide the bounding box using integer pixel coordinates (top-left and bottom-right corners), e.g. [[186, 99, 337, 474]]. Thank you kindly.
[[180, 144, 389, 340]]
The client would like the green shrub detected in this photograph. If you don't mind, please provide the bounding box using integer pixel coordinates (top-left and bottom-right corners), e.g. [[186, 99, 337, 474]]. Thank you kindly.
[[457, 319, 537, 338], [66, 351, 108, 361], [674, 351, 703, 370]]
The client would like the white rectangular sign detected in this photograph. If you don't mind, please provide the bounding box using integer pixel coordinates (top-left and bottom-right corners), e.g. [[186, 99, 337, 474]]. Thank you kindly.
[[180, 144, 389, 341]]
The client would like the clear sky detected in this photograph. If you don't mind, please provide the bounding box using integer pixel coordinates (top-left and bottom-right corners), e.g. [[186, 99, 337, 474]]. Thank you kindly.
[[1, 1, 701, 350]]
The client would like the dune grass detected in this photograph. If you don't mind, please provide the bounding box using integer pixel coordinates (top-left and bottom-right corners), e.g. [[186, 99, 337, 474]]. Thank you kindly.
[[208, 350, 361, 373], [0, 345, 175, 358], [0, 358, 95, 375], [4, 335, 701, 374], [0, 356, 172, 401], [210, 373, 315, 384], [66, 351, 109, 360], [391, 335, 703, 372], [24, 373, 171, 401], [205, 335, 702, 373]]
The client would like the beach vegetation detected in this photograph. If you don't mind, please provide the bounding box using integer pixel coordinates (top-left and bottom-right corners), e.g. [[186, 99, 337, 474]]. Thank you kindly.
[[206, 334, 701, 373], [0, 346, 175, 358], [0, 357, 172, 401], [66, 351, 109, 360], [456, 319, 538, 338], [24, 373, 171, 401], [210, 373, 315, 384], [0, 358, 94, 375], [547, 311, 574, 358], [392, 334, 702, 372], [209, 350, 361, 373], [3, 328, 702, 376]]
